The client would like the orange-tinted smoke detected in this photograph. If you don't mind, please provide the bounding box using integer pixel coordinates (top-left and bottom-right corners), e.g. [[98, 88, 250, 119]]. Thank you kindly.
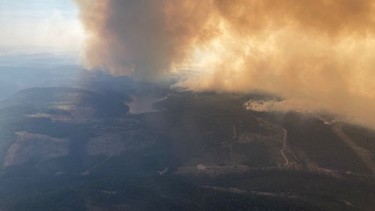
[[75, 0, 375, 128]]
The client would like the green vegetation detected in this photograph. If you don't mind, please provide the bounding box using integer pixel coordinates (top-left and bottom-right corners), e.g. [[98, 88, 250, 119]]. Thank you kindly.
[[0, 88, 374, 210]]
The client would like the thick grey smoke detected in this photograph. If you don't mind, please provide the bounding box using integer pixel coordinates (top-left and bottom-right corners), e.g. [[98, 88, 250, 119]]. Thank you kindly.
[[74, 0, 213, 79], [75, 0, 375, 129]]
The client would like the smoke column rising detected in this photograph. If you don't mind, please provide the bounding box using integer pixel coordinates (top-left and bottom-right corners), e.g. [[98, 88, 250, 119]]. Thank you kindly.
[[74, 0, 214, 78], [75, 0, 375, 128]]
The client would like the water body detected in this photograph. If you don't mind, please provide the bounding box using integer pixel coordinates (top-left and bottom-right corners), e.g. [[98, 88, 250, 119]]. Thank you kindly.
[[128, 95, 168, 114]]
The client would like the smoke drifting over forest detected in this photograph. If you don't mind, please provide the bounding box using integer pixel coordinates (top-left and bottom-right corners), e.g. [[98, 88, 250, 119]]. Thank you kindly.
[[75, 0, 375, 128]]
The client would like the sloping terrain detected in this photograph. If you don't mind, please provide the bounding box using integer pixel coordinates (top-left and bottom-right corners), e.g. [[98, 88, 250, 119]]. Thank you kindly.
[[0, 87, 374, 210]]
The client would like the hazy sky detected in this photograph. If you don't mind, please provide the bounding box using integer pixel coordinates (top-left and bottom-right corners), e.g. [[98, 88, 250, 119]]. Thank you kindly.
[[76, 0, 375, 129], [0, 0, 84, 54], [1, 0, 375, 129]]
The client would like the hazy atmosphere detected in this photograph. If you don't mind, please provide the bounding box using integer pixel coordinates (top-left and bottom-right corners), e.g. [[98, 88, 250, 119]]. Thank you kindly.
[[1, 0, 374, 128], [0, 0, 83, 54], [75, 0, 375, 129], [1, 1, 375, 210]]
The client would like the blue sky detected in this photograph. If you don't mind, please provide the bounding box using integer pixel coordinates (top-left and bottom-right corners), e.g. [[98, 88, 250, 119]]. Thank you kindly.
[[0, 0, 84, 54], [0, 0, 76, 17]]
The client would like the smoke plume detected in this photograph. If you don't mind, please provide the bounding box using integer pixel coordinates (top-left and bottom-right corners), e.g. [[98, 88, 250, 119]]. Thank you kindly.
[[75, 0, 375, 128]]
